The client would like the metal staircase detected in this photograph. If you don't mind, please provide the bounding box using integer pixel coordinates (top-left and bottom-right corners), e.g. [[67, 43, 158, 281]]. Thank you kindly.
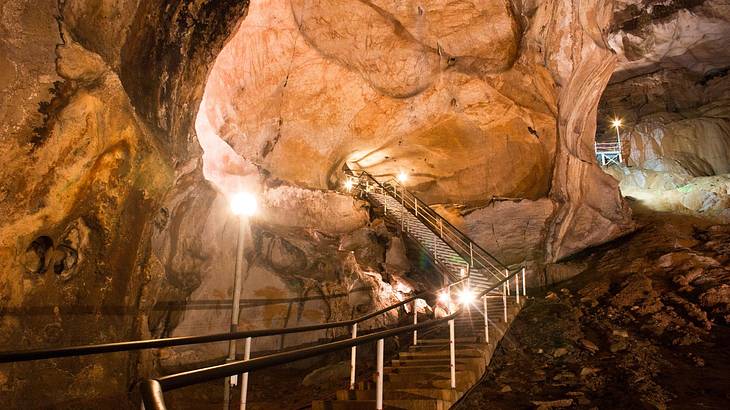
[[345, 171, 518, 297]]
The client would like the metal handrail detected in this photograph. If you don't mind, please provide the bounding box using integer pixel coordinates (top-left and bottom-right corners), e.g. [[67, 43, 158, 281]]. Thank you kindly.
[[350, 171, 510, 277], [141, 312, 459, 410], [0, 291, 425, 364], [140, 270, 522, 410]]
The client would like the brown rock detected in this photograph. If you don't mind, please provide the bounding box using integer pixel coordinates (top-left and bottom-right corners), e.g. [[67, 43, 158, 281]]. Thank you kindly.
[[532, 399, 574, 409], [579, 339, 599, 353], [553, 347, 569, 358]]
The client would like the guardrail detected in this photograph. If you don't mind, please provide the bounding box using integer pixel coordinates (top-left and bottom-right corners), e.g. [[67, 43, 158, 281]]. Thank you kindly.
[[346, 170, 509, 282], [140, 270, 524, 410], [0, 170, 529, 410]]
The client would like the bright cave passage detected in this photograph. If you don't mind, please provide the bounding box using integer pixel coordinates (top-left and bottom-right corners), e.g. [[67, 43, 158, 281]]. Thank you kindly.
[[1, 1, 729, 410]]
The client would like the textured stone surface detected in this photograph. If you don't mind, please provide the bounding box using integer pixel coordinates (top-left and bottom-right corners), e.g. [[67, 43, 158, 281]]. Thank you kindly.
[[198, 0, 634, 264], [599, 52, 730, 222], [198, 0, 554, 204], [0, 1, 250, 408], [6, 0, 728, 407], [610, 0, 730, 82]]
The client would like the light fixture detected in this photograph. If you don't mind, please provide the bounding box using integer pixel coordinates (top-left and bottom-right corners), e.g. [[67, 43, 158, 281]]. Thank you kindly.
[[344, 179, 354, 191], [230, 192, 257, 216], [437, 292, 450, 304], [611, 118, 623, 128], [398, 171, 408, 183], [457, 288, 475, 305]]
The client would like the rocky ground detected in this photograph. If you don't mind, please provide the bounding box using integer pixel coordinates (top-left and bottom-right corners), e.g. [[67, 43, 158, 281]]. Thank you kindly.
[[457, 206, 730, 410]]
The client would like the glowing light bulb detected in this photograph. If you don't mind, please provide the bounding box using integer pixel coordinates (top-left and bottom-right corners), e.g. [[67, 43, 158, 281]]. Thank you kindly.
[[344, 179, 354, 191], [457, 288, 475, 305], [438, 292, 450, 304], [611, 118, 623, 128], [230, 192, 257, 216], [398, 171, 408, 183]]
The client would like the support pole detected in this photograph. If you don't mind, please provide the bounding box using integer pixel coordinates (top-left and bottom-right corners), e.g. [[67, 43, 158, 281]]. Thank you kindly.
[[505, 269, 510, 295], [376, 339, 384, 410], [449, 319, 456, 389], [349, 323, 358, 390], [522, 267, 527, 296], [224, 216, 246, 410], [239, 337, 251, 410], [412, 300, 418, 346], [615, 125, 623, 164], [483, 295, 489, 344]]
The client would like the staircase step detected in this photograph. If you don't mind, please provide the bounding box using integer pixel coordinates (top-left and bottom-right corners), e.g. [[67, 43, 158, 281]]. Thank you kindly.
[[417, 337, 477, 345], [336, 388, 462, 402], [313, 399, 452, 410]]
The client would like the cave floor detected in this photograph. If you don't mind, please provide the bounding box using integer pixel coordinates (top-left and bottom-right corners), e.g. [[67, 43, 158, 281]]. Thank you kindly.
[[456, 206, 730, 410]]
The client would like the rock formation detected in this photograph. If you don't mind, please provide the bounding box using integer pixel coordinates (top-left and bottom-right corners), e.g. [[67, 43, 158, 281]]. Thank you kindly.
[[1, 0, 726, 408], [599, 0, 730, 222]]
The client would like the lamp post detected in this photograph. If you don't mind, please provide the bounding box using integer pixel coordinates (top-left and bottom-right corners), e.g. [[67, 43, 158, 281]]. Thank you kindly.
[[223, 192, 257, 410], [611, 118, 624, 164]]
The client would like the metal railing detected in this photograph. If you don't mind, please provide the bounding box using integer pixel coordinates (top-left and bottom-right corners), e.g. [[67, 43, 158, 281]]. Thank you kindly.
[[139, 269, 524, 410], [595, 141, 623, 166], [345, 170, 509, 284], [1, 169, 531, 410]]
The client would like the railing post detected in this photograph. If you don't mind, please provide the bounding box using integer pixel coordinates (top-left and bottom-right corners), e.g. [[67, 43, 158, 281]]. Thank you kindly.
[[349, 323, 357, 390], [239, 337, 251, 410], [515, 272, 520, 304], [413, 300, 418, 346], [502, 281, 508, 323], [505, 269, 510, 295], [414, 200, 418, 216], [483, 295, 489, 344], [522, 267, 527, 296], [400, 187, 404, 231], [376, 338, 384, 410], [469, 243, 473, 267], [449, 318, 456, 389]]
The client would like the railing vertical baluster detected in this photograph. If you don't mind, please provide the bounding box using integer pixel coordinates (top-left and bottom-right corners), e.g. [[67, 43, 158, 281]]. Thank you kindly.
[[522, 267, 527, 296], [515, 272, 520, 304], [239, 337, 251, 410], [349, 323, 357, 390], [505, 269, 510, 295], [376, 339, 384, 410], [449, 318, 456, 389], [413, 300, 418, 346], [502, 282, 508, 323], [469, 242, 473, 267], [483, 295, 489, 343], [400, 187, 404, 231], [414, 200, 418, 216]]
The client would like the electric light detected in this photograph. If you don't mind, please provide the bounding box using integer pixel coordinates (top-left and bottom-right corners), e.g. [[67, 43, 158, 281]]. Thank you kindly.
[[437, 292, 450, 304], [344, 179, 354, 191], [457, 288, 475, 305], [230, 192, 257, 216], [611, 118, 623, 128], [398, 171, 408, 183]]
